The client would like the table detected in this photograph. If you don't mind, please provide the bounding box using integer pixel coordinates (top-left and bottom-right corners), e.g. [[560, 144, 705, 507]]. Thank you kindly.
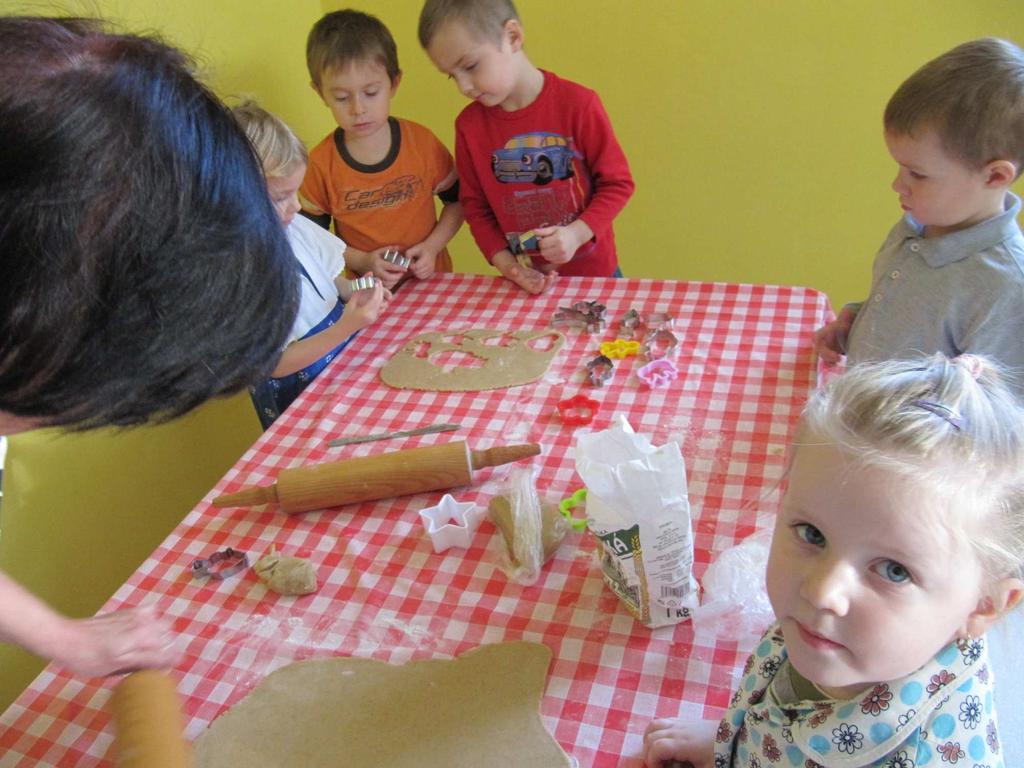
[[0, 273, 831, 767]]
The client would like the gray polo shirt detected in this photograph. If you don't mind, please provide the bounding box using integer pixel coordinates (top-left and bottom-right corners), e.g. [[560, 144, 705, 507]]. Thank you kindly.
[[847, 192, 1024, 392]]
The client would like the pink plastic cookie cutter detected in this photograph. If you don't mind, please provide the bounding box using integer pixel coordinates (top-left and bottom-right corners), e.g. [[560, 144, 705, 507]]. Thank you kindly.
[[637, 359, 679, 388], [418, 494, 486, 553]]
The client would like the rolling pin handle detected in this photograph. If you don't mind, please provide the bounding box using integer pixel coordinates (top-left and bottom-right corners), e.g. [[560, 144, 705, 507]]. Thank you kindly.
[[469, 443, 541, 470], [211, 483, 278, 508]]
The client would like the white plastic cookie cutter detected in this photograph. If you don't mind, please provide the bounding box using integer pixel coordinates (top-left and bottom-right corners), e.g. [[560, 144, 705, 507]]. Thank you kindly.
[[418, 494, 487, 553]]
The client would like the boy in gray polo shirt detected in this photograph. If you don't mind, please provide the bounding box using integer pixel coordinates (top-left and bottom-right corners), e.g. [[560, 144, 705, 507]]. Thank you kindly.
[[814, 38, 1024, 391]]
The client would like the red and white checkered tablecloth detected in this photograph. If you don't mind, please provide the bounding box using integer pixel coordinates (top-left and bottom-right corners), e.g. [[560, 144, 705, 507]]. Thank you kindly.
[[0, 273, 832, 767]]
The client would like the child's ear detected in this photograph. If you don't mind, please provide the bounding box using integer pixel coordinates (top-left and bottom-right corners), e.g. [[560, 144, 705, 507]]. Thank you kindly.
[[390, 71, 403, 96], [964, 576, 1024, 638], [503, 18, 525, 53], [310, 80, 325, 102], [983, 159, 1018, 188]]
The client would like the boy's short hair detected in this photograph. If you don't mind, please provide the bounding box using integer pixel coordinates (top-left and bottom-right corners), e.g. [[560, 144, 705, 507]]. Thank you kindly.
[[0, 16, 300, 430], [306, 10, 400, 88], [232, 100, 308, 179], [884, 37, 1024, 171], [418, 0, 519, 49]]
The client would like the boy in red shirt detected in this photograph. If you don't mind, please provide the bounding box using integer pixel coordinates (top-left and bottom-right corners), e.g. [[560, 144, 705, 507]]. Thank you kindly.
[[419, 0, 635, 294]]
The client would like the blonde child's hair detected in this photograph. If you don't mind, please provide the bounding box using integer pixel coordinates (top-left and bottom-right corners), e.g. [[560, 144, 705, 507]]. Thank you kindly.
[[884, 38, 1024, 173], [800, 355, 1024, 591], [230, 100, 307, 179], [306, 10, 400, 89], [418, 0, 519, 49]]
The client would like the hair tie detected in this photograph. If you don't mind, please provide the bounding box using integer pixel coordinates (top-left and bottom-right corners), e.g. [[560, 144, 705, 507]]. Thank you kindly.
[[955, 354, 984, 380], [911, 400, 964, 430]]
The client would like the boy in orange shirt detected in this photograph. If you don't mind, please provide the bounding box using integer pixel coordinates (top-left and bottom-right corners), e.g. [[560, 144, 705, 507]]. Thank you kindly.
[[301, 10, 463, 288]]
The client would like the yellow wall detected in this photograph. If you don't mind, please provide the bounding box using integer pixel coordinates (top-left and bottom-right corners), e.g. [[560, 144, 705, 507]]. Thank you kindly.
[[9, 1, 1020, 307], [329, 0, 1024, 308]]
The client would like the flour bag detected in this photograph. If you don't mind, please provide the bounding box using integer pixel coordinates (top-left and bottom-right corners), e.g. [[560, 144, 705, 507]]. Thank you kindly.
[[575, 416, 698, 627]]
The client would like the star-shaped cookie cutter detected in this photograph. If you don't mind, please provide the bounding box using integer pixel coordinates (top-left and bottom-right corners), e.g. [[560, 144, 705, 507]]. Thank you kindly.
[[191, 547, 249, 580], [418, 494, 486, 553], [637, 358, 679, 388]]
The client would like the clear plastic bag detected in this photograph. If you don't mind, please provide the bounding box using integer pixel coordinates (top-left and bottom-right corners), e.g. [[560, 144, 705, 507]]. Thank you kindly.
[[692, 530, 775, 642]]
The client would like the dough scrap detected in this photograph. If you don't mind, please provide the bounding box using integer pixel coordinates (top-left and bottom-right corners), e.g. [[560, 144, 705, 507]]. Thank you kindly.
[[380, 328, 565, 391], [193, 641, 571, 767], [253, 548, 317, 596]]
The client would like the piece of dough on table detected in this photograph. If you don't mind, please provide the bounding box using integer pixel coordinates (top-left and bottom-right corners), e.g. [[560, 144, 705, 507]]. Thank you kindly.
[[193, 641, 572, 767]]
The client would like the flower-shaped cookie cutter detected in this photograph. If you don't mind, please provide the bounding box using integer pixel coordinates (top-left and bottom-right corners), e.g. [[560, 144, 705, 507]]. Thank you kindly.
[[599, 339, 641, 359], [557, 394, 599, 426], [382, 248, 411, 269], [637, 358, 679, 388], [349, 274, 377, 292], [557, 488, 589, 531], [643, 328, 679, 360], [191, 547, 249, 581], [418, 494, 486, 553], [585, 354, 615, 387], [551, 300, 607, 334]]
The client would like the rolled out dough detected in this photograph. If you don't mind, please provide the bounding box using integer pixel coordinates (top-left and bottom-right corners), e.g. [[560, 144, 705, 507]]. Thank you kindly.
[[380, 328, 565, 391], [193, 641, 572, 767]]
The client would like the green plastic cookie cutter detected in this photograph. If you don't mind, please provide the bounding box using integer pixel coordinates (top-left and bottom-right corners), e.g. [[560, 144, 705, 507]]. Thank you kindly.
[[558, 488, 589, 531]]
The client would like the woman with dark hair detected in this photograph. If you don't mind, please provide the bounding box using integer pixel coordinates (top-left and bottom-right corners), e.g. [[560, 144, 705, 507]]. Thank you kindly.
[[0, 17, 299, 675]]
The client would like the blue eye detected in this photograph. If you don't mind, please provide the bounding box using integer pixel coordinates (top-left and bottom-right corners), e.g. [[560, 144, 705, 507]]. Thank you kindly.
[[873, 559, 912, 584], [794, 523, 826, 548]]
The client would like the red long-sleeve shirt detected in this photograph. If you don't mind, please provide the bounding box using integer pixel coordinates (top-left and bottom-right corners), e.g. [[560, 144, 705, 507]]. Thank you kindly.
[[455, 70, 634, 277]]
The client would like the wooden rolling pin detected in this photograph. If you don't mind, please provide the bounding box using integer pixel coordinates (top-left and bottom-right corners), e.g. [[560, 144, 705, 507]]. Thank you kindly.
[[212, 440, 540, 515], [110, 670, 191, 768]]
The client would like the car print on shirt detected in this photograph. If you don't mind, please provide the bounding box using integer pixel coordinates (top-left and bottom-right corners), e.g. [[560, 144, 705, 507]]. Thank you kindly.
[[491, 132, 575, 185]]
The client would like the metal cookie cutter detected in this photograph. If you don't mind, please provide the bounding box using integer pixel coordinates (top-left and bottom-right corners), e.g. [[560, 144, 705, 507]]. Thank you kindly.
[[557, 394, 599, 426], [645, 312, 675, 330], [599, 339, 641, 359], [191, 547, 249, 580], [619, 308, 646, 339], [418, 494, 486, 553], [382, 249, 411, 269], [349, 275, 377, 292], [551, 300, 607, 334], [643, 328, 679, 360], [585, 354, 615, 387], [637, 358, 679, 389]]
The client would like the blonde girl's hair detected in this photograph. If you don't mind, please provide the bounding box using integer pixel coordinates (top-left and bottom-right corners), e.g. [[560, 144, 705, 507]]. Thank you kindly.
[[230, 100, 307, 179], [800, 354, 1024, 587]]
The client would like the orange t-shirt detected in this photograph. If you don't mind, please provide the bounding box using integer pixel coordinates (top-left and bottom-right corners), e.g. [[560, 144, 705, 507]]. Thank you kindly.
[[300, 117, 456, 272]]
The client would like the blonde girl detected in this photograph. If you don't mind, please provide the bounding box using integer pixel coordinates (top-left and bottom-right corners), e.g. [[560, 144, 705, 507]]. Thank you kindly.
[[645, 354, 1024, 768]]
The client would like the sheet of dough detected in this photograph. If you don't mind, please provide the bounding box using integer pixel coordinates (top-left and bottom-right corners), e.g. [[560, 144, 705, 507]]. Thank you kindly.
[[193, 641, 572, 767], [380, 328, 565, 391]]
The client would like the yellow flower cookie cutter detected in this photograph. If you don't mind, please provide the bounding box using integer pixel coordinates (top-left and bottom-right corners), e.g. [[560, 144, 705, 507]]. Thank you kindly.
[[599, 339, 640, 359]]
